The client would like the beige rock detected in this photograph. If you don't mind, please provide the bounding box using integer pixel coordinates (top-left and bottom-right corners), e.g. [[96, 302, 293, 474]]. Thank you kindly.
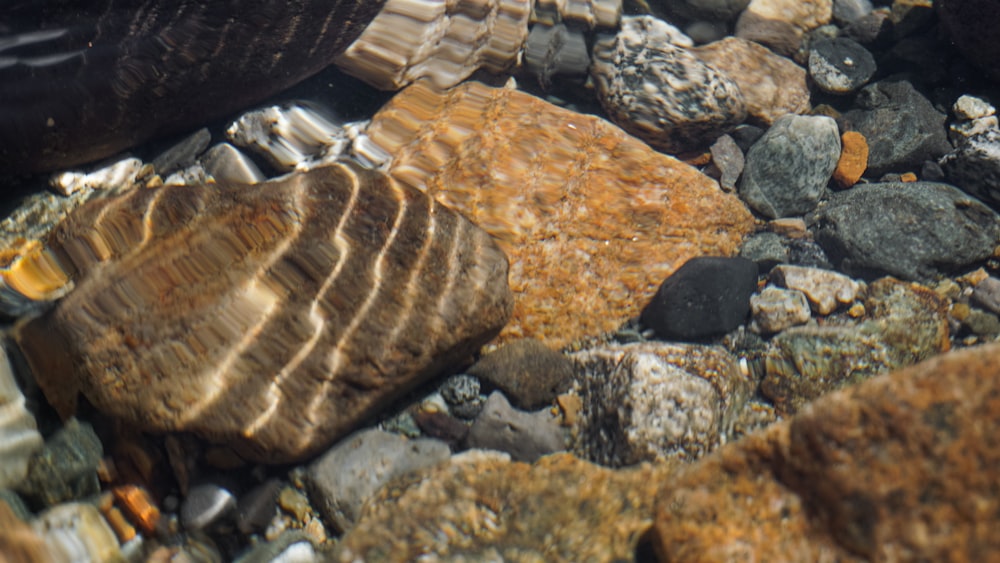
[[735, 0, 833, 55], [770, 264, 860, 315]]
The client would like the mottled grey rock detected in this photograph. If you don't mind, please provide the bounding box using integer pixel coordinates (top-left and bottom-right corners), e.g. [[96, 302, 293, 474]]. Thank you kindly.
[[832, 0, 873, 23], [465, 392, 566, 462], [466, 339, 574, 411], [739, 232, 789, 271], [591, 16, 746, 153], [770, 264, 860, 315], [808, 37, 876, 94], [739, 114, 841, 218], [940, 96, 1000, 208], [438, 374, 485, 420], [571, 342, 752, 466], [523, 23, 590, 91], [972, 277, 1000, 315], [807, 182, 1000, 280], [708, 134, 745, 191], [750, 286, 812, 333], [963, 309, 1000, 338], [640, 256, 759, 341], [15, 419, 102, 506], [839, 81, 951, 176], [304, 429, 450, 532]]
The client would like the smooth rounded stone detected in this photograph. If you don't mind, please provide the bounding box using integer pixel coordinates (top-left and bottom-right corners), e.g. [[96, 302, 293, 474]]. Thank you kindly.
[[963, 309, 1000, 338], [770, 264, 860, 315], [571, 342, 753, 466], [0, 344, 43, 490], [152, 128, 212, 176], [236, 478, 283, 535], [335, 450, 668, 561], [693, 37, 811, 126], [739, 232, 788, 271], [806, 182, 1000, 281], [653, 343, 1000, 561], [807, 37, 876, 94], [738, 114, 841, 219], [465, 392, 566, 462], [654, 0, 752, 21], [199, 143, 265, 185], [838, 80, 951, 177], [832, 130, 869, 187], [641, 256, 759, 341], [953, 94, 996, 122], [591, 16, 747, 153], [16, 419, 102, 507], [750, 286, 812, 333], [735, 0, 833, 55], [683, 20, 729, 44], [843, 8, 893, 45], [972, 277, 1000, 315], [412, 410, 469, 449], [832, 0, 873, 23], [707, 134, 744, 191], [762, 277, 948, 414], [304, 429, 450, 533], [465, 339, 574, 410], [181, 482, 238, 531], [438, 374, 485, 420], [11, 163, 513, 464], [365, 80, 755, 347], [938, 0, 1000, 81], [523, 23, 591, 91]]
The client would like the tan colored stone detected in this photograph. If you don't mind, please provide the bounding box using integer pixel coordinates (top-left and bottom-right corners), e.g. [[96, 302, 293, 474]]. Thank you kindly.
[[366, 80, 755, 348], [735, 0, 833, 55]]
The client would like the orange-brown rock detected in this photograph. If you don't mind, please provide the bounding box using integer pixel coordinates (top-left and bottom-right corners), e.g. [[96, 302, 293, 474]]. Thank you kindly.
[[12, 162, 512, 463], [832, 131, 869, 188], [365, 80, 755, 347], [652, 342, 1000, 561]]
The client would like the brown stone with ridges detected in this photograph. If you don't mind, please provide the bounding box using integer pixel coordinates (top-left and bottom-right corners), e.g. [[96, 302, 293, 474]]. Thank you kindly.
[[366, 81, 755, 348], [13, 163, 512, 463], [832, 131, 869, 188]]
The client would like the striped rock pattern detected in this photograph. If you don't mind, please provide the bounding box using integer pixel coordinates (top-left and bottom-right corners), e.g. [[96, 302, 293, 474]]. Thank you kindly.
[[11, 162, 512, 463], [365, 80, 755, 348]]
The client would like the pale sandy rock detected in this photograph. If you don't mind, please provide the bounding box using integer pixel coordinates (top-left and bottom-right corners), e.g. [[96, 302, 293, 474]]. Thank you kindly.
[[750, 285, 812, 333], [770, 264, 860, 315], [735, 0, 833, 55]]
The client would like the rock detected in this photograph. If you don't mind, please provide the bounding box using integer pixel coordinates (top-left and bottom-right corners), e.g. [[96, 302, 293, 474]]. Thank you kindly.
[[591, 16, 747, 153], [735, 0, 833, 55], [152, 128, 212, 176], [832, 130, 869, 187], [412, 410, 469, 449], [807, 182, 1000, 280], [972, 276, 1000, 315], [832, 0, 873, 23], [655, 0, 752, 21], [304, 429, 450, 532], [937, 0, 1000, 81], [640, 256, 759, 341], [236, 479, 283, 535], [465, 339, 575, 410], [839, 80, 951, 177], [762, 277, 949, 414], [843, 8, 893, 45], [708, 134, 745, 191], [739, 114, 841, 218], [465, 392, 566, 462], [12, 163, 513, 464], [808, 37, 876, 94], [200, 142, 265, 185], [570, 342, 753, 465], [365, 80, 755, 347], [438, 374, 485, 420], [235, 531, 321, 563], [0, 344, 43, 490], [962, 308, 1000, 339], [750, 286, 812, 333], [16, 419, 102, 507], [523, 23, 591, 91], [335, 451, 668, 561], [653, 342, 1000, 561], [739, 232, 789, 271], [181, 482, 238, 531], [770, 264, 860, 315], [692, 37, 811, 126], [939, 97, 1000, 208], [529, 0, 622, 29]]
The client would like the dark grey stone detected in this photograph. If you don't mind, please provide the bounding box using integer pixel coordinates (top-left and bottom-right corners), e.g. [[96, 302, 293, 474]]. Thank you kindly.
[[807, 182, 1000, 281], [832, 0, 873, 24], [972, 277, 1000, 315], [808, 37, 876, 94], [739, 114, 841, 218], [842, 10, 893, 47], [152, 127, 211, 175], [940, 128, 1000, 208], [464, 392, 566, 462], [15, 418, 102, 506], [181, 482, 237, 531], [729, 124, 766, 153], [438, 374, 484, 420], [640, 256, 759, 341], [466, 339, 574, 410], [709, 134, 744, 191], [839, 81, 951, 177], [657, 0, 751, 22], [236, 478, 282, 535], [739, 232, 789, 272], [524, 23, 590, 91]]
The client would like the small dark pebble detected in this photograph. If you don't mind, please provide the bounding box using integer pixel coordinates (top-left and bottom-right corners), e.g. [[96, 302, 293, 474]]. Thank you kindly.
[[181, 482, 238, 531], [412, 410, 469, 449], [236, 478, 283, 535], [467, 338, 575, 410]]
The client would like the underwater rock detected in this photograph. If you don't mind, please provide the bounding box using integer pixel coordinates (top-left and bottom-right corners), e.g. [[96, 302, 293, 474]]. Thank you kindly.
[[0, 344, 43, 490]]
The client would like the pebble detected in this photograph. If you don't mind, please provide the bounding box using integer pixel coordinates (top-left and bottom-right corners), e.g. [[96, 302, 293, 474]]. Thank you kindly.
[[152, 128, 212, 176], [0, 344, 43, 490], [831, 0, 873, 23], [807, 37, 876, 94], [738, 114, 841, 218], [972, 277, 1000, 315], [707, 134, 745, 191], [412, 410, 469, 449], [692, 37, 811, 126], [838, 80, 951, 177], [735, 0, 833, 55], [571, 342, 753, 465], [235, 530, 320, 563], [304, 429, 450, 533], [750, 286, 812, 334], [739, 232, 789, 271], [32, 502, 123, 562], [438, 374, 485, 420], [465, 391, 567, 462], [465, 339, 575, 410], [807, 182, 1000, 281], [523, 23, 591, 91], [842, 8, 893, 45], [832, 130, 869, 187], [939, 96, 1000, 208], [770, 264, 860, 315], [181, 482, 238, 531], [16, 418, 103, 507], [591, 16, 747, 153], [236, 479, 283, 535], [640, 256, 759, 341], [962, 309, 1000, 339], [199, 142, 266, 185]]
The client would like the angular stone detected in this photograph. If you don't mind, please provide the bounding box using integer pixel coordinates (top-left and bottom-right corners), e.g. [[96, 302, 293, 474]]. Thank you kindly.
[[12, 163, 513, 463], [972, 276, 1000, 315], [735, 0, 833, 55], [693, 37, 811, 125], [808, 37, 876, 94], [807, 182, 1000, 281], [465, 392, 567, 462], [15, 419, 103, 507], [708, 134, 745, 192], [750, 286, 812, 333], [832, 130, 869, 188], [940, 121, 1000, 208], [653, 342, 1000, 561], [770, 264, 860, 315], [466, 338, 575, 410], [739, 114, 841, 218], [365, 80, 755, 348], [570, 342, 753, 465]]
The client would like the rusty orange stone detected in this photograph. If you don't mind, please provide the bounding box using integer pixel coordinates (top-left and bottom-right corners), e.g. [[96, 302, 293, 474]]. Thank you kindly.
[[112, 485, 161, 536], [832, 130, 869, 188], [900, 171, 918, 182], [366, 81, 755, 347]]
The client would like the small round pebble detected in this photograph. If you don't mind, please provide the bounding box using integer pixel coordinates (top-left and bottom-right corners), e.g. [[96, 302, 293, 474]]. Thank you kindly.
[[808, 37, 877, 94], [181, 483, 238, 531], [750, 286, 812, 334]]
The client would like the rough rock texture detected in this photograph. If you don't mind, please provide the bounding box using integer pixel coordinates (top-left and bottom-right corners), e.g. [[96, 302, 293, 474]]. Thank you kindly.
[[334, 451, 669, 562], [15, 419, 103, 507], [770, 264, 860, 315], [739, 114, 841, 218], [591, 16, 747, 153], [940, 97, 1000, 208], [807, 182, 1000, 281], [735, 0, 833, 55], [653, 342, 1000, 561], [365, 80, 755, 348], [807, 37, 876, 94], [12, 163, 513, 463], [937, 0, 1000, 81], [570, 342, 753, 465], [465, 392, 567, 462], [466, 339, 575, 410], [750, 286, 812, 334], [693, 37, 811, 125]]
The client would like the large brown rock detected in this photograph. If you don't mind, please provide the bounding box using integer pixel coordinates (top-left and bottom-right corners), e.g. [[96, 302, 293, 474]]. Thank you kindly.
[[365, 80, 755, 348], [12, 163, 512, 463]]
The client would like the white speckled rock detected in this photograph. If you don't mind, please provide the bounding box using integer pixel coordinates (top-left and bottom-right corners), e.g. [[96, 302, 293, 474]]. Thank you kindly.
[[750, 285, 812, 333], [0, 345, 43, 490]]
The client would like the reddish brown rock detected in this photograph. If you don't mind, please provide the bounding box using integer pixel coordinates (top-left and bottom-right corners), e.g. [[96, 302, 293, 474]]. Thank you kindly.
[[365, 80, 755, 348], [653, 342, 1000, 561]]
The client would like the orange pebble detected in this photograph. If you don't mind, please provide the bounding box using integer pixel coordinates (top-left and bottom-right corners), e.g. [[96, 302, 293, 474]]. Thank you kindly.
[[832, 131, 869, 188], [112, 485, 161, 536], [900, 171, 918, 182]]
